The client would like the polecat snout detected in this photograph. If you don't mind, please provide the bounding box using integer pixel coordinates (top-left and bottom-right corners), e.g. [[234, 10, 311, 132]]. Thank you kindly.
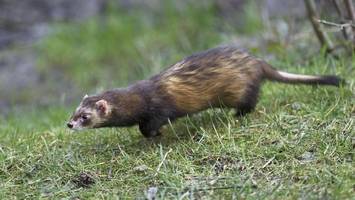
[[67, 46, 343, 137]]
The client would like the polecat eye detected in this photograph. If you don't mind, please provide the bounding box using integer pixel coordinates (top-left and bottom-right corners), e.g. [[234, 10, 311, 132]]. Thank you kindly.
[[81, 115, 88, 120]]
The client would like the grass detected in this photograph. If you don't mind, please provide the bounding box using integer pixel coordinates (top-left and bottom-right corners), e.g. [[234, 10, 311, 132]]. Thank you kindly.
[[1, 56, 354, 199], [1, 2, 355, 199]]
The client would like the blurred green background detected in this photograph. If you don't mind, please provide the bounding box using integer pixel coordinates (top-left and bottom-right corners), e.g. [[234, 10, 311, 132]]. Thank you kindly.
[[1, 0, 348, 115], [0, 1, 354, 199]]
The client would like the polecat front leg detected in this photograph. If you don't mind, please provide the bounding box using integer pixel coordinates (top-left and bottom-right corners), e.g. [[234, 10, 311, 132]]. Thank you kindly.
[[139, 118, 167, 138]]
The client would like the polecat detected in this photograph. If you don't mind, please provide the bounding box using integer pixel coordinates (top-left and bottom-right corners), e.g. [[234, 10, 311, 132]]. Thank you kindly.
[[67, 46, 343, 137]]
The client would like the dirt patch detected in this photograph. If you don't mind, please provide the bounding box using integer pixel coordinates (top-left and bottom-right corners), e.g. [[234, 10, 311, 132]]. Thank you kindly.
[[72, 172, 96, 188], [195, 155, 243, 175]]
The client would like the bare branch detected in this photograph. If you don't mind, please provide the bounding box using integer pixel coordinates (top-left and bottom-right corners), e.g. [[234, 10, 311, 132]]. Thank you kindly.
[[332, 0, 350, 40], [304, 0, 334, 53], [344, 0, 355, 22], [344, 0, 355, 49], [332, 0, 343, 16]]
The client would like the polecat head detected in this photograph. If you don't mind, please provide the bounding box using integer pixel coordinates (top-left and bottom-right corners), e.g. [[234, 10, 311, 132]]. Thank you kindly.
[[67, 94, 112, 130]]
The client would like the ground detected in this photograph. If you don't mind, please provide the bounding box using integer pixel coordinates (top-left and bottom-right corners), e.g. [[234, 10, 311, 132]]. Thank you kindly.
[[1, 59, 353, 199], [0, 2, 354, 199]]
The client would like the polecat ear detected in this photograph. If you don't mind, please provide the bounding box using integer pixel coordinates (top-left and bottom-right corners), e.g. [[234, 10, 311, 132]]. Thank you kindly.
[[95, 99, 109, 115], [83, 94, 89, 99]]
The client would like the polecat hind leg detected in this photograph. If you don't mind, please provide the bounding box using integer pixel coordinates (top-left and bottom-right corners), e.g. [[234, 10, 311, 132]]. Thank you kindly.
[[235, 103, 255, 117], [234, 85, 259, 117]]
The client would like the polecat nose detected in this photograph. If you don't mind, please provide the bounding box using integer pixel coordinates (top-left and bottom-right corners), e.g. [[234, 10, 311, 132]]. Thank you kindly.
[[67, 122, 73, 129]]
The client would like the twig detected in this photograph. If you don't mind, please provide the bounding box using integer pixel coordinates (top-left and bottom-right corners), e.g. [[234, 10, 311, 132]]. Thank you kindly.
[[261, 156, 275, 169], [304, 0, 334, 53], [192, 185, 241, 191], [317, 19, 355, 29], [154, 148, 172, 177]]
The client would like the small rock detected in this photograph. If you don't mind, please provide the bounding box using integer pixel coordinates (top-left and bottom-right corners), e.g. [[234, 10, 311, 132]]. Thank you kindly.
[[291, 102, 302, 110], [146, 186, 158, 200], [133, 164, 149, 172], [298, 151, 315, 163]]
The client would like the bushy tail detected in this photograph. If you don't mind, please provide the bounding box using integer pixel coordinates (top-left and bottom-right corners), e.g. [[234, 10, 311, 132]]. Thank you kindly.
[[262, 63, 344, 87]]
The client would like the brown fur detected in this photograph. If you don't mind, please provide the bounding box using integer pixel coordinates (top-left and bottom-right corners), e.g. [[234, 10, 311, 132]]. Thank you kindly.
[[67, 46, 343, 137], [159, 49, 263, 113]]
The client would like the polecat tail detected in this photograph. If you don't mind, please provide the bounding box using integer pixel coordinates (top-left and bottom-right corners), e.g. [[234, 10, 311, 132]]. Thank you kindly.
[[262, 63, 344, 87]]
